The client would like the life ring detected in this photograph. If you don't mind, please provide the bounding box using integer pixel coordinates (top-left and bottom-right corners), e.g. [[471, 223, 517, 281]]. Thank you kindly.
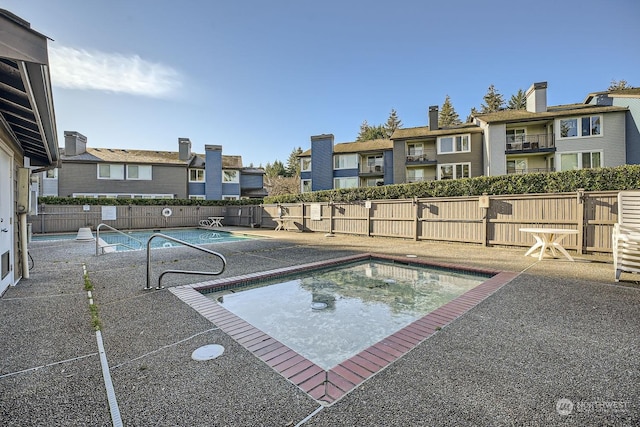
[[162, 242, 172, 248], [162, 208, 172, 217]]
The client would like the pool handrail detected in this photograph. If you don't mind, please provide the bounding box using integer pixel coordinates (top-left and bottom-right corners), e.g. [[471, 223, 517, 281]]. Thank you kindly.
[[145, 232, 227, 290], [95, 223, 145, 255]]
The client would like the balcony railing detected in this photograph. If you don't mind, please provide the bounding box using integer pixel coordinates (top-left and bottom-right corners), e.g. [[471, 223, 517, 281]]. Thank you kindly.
[[505, 133, 555, 152], [406, 176, 435, 183], [360, 164, 384, 174], [406, 153, 436, 164], [507, 168, 555, 174]]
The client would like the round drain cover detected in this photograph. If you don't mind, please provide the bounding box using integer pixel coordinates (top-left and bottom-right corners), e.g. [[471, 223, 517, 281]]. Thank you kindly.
[[192, 344, 225, 361], [311, 302, 328, 310]]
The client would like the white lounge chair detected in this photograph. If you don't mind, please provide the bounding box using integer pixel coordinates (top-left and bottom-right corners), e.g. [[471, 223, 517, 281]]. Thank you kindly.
[[613, 191, 640, 281]]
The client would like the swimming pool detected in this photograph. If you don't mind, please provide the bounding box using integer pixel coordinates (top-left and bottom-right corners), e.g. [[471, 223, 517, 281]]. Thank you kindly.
[[32, 228, 255, 250], [210, 259, 485, 370], [171, 253, 517, 405]]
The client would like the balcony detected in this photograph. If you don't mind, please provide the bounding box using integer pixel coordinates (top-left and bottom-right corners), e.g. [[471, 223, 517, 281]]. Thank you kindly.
[[505, 133, 555, 153], [360, 164, 384, 176], [507, 167, 555, 175], [405, 153, 437, 165]]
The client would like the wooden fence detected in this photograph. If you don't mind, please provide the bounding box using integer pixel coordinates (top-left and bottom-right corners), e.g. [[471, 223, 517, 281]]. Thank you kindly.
[[30, 190, 620, 254]]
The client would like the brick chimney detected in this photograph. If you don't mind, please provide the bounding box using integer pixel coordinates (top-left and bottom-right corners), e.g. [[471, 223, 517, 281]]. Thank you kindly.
[[63, 131, 87, 156], [178, 137, 192, 161], [526, 82, 547, 113], [429, 106, 439, 131]]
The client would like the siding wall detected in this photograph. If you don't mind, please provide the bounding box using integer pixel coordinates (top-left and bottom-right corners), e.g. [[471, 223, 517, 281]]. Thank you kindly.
[[554, 112, 626, 167], [205, 146, 222, 200], [311, 135, 334, 191], [58, 163, 187, 197]]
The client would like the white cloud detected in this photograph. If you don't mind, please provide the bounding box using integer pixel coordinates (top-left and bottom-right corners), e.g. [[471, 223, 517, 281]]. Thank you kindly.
[[49, 46, 183, 98]]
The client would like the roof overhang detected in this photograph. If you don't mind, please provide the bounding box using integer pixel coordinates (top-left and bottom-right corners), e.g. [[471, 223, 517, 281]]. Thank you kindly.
[[0, 9, 59, 169]]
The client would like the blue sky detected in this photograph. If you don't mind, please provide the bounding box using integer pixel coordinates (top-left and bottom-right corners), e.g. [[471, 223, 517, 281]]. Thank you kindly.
[[3, 0, 639, 167]]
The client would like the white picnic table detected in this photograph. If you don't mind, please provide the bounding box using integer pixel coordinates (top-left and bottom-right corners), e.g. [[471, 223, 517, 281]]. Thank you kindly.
[[519, 227, 578, 261]]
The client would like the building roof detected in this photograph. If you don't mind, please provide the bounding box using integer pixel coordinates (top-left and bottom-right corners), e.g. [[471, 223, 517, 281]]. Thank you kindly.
[[0, 9, 59, 168], [391, 123, 483, 140], [62, 148, 189, 165], [299, 138, 393, 156], [63, 148, 246, 169], [473, 104, 627, 124], [583, 88, 640, 103]]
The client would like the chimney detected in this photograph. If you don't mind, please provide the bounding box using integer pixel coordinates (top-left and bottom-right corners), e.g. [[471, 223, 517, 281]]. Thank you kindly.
[[428, 106, 439, 131], [178, 137, 192, 161], [526, 82, 547, 113], [63, 131, 87, 156]]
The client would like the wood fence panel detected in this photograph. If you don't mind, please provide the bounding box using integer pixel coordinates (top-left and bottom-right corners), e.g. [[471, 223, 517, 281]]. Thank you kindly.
[[370, 200, 414, 238], [29, 190, 621, 254]]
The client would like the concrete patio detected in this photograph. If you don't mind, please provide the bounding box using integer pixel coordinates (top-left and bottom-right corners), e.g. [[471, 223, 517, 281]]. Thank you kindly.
[[0, 228, 638, 426]]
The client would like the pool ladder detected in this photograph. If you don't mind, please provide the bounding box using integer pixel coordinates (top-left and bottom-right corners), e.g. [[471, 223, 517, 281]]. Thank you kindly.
[[95, 223, 145, 255], [145, 233, 227, 290]]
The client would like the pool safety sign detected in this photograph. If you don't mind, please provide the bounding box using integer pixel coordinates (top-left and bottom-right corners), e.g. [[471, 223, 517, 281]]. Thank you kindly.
[[101, 206, 117, 221]]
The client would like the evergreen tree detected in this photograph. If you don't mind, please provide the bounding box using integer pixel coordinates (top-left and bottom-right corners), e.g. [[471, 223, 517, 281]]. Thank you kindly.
[[384, 108, 403, 138], [285, 147, 303, 177], [264, 160, 286, 178], [480, 84, 505, 113], [465, 107, 478, 123], [357, 120, 386, 141], [438, 95, 461, 127], [608, 79, 632, 91], [507, 89, 527, 110]]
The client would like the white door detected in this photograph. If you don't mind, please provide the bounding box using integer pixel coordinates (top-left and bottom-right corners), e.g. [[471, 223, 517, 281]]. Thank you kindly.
[[0, 145, 13, 293]]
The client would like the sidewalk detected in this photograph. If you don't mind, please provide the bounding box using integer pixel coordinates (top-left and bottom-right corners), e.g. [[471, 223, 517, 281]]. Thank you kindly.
[[0, 228, 638, 426]]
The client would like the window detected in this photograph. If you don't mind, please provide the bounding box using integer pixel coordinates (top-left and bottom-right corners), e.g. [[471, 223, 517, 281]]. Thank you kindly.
[[438, 163, 470, 180], [222, 195, 239, 200], [438, 134, 470, 154], [407, 143, 423, 156], [506, 129, 526, 144], [189, 169, 205, 182], [300, 158, 311, 172], [560, 115, 601, 138], [559, 151, 602, 171], [189, 195, 206, 200], [406, 168, 424, 182], [301, 179, 312, 193], [127, 165, 152, 180], [365, 178, 384, 187], [97, 164, 124, 180], [222, 170, 239, 183], [45, 169, 58, 179], [507, 159, 528, 174], [333, 177, 358, 189], [334, 154, 358, 169]]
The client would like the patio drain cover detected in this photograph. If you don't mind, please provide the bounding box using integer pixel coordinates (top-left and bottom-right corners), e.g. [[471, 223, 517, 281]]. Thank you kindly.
[[192, 344, 225, 361]]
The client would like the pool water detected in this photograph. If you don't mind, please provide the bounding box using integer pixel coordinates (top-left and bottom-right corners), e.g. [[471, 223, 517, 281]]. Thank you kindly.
[[33, 228, 254, 250], [207, 260, 485, 370]]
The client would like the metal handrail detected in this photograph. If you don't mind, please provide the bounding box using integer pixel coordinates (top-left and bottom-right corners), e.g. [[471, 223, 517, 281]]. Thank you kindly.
[[96, 223, 145, 255], [145, 233, 227, 290]]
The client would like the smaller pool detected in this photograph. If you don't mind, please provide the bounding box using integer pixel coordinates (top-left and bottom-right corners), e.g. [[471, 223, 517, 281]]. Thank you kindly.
[[206, 258, 487, 370], [32, 228, 255, 250]]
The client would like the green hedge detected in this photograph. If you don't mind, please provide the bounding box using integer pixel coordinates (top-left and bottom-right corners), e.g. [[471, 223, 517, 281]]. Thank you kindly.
[[38, 196, 263, 206], [265, 165, 640, 204]]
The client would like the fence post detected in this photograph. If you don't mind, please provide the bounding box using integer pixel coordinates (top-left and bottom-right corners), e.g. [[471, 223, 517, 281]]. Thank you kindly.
[[576, 189, 585, 254], [413, 197, 419, 241], [479, 193, 490, 246]]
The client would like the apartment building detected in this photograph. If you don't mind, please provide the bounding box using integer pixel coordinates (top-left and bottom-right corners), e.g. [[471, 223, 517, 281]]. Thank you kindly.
[[0, 9, 59, 292], [474, 82, 628, 176], [299, 136, 393, 192], [40, 132, 266, 200]]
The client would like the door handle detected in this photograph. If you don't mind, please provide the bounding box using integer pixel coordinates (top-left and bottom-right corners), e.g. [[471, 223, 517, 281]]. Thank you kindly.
[[1, 228, 8, 232]]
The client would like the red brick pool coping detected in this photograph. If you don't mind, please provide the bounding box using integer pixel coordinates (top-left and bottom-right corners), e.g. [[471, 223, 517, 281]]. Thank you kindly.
[[170, 253, 518, 406]]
